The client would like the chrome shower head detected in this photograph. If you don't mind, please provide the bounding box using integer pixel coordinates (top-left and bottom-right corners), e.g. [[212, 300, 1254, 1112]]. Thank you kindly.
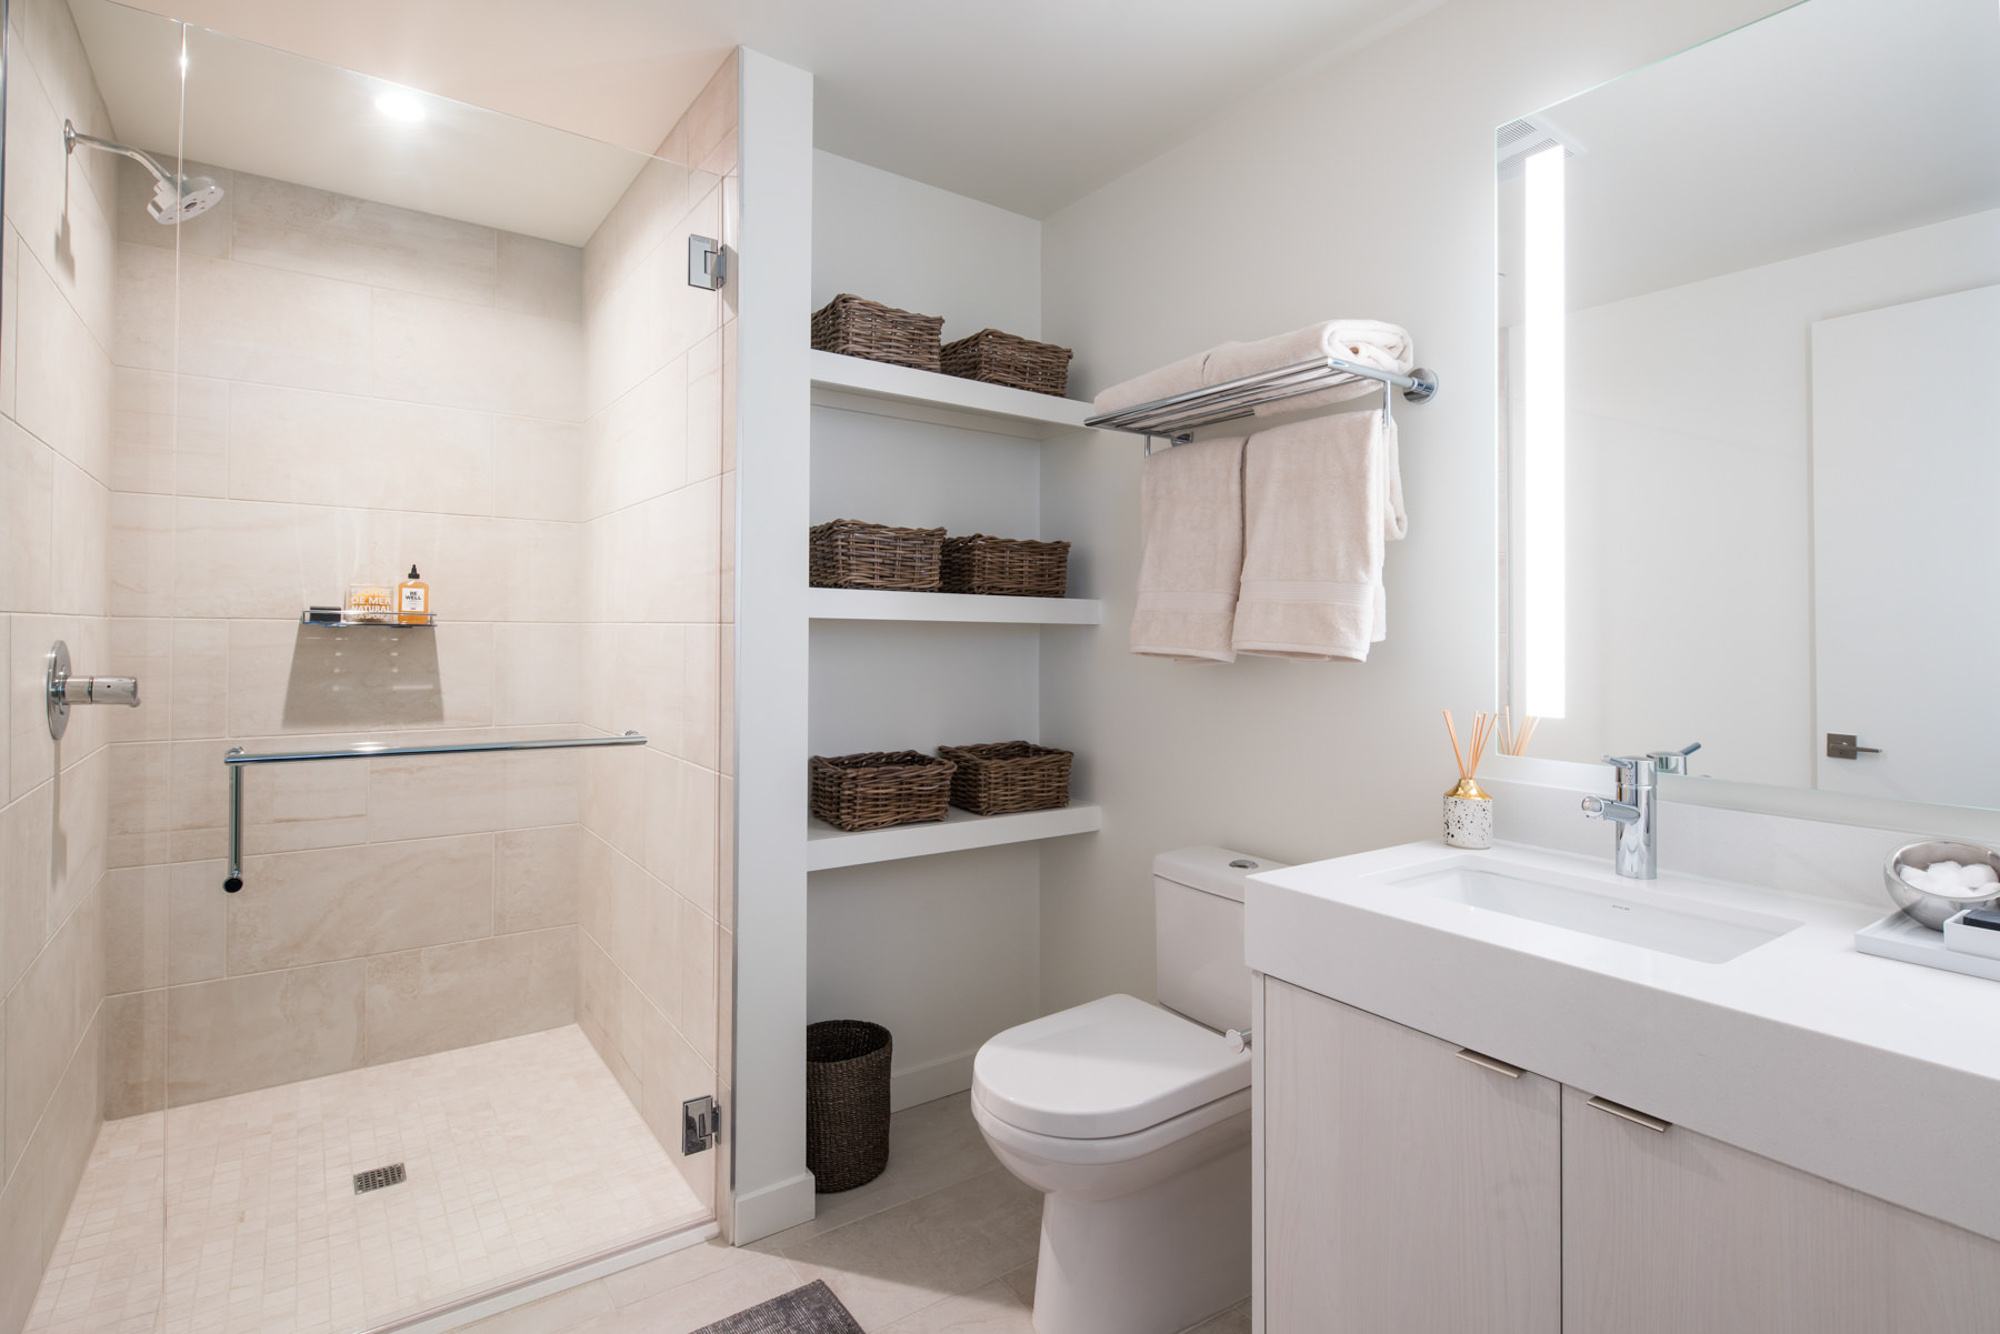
[[148, 174, 223, 223], [63, 119, 225, 225]]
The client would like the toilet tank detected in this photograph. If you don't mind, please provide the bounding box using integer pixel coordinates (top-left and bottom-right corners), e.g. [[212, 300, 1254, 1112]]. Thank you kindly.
[[1154, 846, 1288, 1034]]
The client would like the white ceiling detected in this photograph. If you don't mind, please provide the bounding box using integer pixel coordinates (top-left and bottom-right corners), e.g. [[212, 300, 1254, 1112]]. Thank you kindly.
[[106, 0, 1430, 220], [1501, 0, 2000, 316], [70, 0, 661, 246]]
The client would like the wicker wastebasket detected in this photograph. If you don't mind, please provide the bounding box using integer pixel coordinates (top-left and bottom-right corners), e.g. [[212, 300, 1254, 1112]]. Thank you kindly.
[[806, 1020, 893, 1193]]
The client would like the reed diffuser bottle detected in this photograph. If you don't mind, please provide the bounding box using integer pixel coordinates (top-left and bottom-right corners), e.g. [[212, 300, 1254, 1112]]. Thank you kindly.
[[1442, 709, 1495, 849]]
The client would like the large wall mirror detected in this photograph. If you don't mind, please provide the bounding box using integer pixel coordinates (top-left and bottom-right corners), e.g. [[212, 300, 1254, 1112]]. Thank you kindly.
[[1497, 0, 2000, 813]]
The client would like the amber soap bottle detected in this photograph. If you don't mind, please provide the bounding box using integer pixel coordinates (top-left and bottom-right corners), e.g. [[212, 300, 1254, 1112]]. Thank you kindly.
[[398, 566, 430, 624]]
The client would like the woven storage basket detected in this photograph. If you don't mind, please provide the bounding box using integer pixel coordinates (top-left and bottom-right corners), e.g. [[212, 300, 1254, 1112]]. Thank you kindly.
[[938, 741, 1074, 816], [810, 751, 957, 832], [810, 519, 946, 592], [811, 294, 946, 372], [806, 1020, 893, 1193], [939, 328, 1075, 398], [941, 534, 1071, 598]]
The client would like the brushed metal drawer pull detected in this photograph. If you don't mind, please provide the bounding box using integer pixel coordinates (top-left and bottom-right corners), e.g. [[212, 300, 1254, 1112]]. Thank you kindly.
[[1587, 1095, 1671, 1132], [1455, 1048, 1524, 1079]]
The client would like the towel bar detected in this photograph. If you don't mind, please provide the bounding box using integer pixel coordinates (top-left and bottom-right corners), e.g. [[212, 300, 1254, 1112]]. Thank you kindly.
[[220, 731, 646, 892], [1085, 353, 1438, 452]]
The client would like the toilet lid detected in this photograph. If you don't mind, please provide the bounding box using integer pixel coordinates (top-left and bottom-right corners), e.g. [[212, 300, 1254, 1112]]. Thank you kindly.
[[973, 994, 1250, 1139]]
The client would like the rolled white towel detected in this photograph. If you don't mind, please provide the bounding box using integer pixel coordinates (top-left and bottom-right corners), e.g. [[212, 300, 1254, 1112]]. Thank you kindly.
[[1960, 862, 1999, 887], [1205, 320, 1415, 417]]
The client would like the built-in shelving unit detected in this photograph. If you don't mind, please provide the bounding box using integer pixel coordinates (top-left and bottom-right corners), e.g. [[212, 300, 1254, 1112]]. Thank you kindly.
[[806, 804, 1104, 872], [809, 348, 1093, 438], [808, 587, 1102, 625]]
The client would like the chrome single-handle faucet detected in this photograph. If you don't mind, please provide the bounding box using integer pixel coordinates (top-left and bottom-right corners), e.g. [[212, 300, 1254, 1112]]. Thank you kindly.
[[1581, 755, 1657, 879]]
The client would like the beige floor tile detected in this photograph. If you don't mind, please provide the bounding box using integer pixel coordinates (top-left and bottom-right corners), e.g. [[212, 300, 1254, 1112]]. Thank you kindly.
[[25, 1026, 706, 1334], [999, 1261, 1035, 1309], [878, 1280, 1035, 1333], [778, 1170, 1044, 1330], [455, 1280, 617, 1334], [599, 1236, 760, 1308], [1187, 1299, 1253, 1333], [870, 1095, 999, 1201], [574, 1250, 801, 1334]]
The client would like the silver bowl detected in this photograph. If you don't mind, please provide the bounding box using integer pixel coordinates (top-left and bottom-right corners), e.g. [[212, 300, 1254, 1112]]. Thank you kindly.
[[1885, 840, 2000, 930]]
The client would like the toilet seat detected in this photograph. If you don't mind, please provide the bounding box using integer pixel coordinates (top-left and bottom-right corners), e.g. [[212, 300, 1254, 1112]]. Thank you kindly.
[[972, 993, 1250, 1139]]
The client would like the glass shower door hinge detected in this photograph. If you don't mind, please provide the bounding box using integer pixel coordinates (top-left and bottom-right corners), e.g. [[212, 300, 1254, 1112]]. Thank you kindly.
[[688, 235, 726, 290], [683, 1095, 720, 1154]]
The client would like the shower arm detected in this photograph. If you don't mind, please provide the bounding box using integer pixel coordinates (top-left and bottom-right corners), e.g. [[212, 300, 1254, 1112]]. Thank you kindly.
[[63, 119, 178, 193]]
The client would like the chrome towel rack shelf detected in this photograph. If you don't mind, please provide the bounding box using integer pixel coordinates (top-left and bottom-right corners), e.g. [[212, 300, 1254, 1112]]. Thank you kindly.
[[221, 731, 647, 892], [1084, 354, 1438, 451]]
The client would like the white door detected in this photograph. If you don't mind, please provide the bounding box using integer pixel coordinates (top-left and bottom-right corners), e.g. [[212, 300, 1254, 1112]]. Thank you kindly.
[[1812, 283, 2000, 806]]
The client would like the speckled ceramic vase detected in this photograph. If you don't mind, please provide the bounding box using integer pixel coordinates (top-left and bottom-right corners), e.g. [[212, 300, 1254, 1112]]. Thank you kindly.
[[1443, 777, 1494, 849]]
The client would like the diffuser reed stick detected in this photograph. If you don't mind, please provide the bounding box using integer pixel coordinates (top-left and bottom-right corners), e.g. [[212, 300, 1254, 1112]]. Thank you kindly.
[[1442, 709, 1493, 799], [1498, 707, 1541, 757]]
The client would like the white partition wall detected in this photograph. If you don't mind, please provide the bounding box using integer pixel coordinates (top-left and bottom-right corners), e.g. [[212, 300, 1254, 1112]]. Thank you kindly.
[[731, 48, 817, 1243]]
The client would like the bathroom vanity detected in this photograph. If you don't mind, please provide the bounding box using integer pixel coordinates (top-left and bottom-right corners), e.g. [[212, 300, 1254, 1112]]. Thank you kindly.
[[1246, 842, 2000, 1333]]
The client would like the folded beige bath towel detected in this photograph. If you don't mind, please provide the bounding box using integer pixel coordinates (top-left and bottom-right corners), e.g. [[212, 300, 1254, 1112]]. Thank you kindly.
[[1091, 349, 1212, 416], [1205, 320, 1414, 417], [1232, 409, 1401, 662], [1130, 436, 1246, 663]]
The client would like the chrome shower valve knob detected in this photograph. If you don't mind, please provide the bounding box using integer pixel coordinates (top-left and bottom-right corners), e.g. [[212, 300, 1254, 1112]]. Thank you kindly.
[[45, 641, 140, 740]]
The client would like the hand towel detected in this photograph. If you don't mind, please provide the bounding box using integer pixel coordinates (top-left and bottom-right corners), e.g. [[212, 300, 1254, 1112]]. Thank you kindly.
[[1232, 410, 1400, 662], [1205, 320, 1414, 417], [1130, 435, 1246, 663], [1092, 349, 1212, 417]]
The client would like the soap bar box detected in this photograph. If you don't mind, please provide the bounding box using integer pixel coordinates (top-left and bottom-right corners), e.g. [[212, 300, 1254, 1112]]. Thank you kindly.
[[1942, 909, 2000, 962]]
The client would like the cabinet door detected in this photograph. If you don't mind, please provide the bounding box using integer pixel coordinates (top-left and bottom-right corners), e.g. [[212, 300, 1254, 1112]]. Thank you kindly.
[[1562, 1084, 2000, 1334], [1262, 979, 1561, 1334]]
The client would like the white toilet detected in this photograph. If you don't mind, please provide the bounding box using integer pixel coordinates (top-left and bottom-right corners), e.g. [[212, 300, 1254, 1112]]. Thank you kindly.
[[971, 846, 1283, 1334]]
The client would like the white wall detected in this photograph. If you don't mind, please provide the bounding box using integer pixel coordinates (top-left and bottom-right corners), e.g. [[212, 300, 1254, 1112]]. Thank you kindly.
[[805, 156, 1051, 1115], [1524, 206, 2000, 786], [1034, 0, 1797, 1015], [808, 845, 1040, 1111], [732, 49, 816, 1242], [812, 151, 1041, 341]]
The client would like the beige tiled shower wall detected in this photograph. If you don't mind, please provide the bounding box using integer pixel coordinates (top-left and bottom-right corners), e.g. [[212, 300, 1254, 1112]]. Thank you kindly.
[[0, 2, 118, 1330], [100, 151, 592, 1110], [576, 53, 737, 1219]]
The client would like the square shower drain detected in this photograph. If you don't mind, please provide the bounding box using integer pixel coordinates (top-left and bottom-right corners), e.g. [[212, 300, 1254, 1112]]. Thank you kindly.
[[354, 1163, 407, 1194]]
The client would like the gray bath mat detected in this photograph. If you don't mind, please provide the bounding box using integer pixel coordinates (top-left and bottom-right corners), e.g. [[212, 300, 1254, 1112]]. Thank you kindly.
[[688, 1279, 864, 1334]]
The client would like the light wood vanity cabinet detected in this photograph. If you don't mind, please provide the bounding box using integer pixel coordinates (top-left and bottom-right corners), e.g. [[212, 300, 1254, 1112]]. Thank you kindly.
[[1262, 978, 2000, 1334], [1562, 1083, 2000, 1334], [1262, 979, 1561, 1333]]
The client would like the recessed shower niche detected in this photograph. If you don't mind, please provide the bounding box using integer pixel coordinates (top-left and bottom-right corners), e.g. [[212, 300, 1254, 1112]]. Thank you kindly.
[[0, 2, 739, 1330]]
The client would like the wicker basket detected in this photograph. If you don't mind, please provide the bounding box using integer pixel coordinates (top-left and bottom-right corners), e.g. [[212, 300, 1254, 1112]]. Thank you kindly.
[[810, 519, 947, 592], [941, 534, 1070, 598], [807, 1020, 893, 1193], [811, 294, 945, 372], [810, 751, 957, 832], [937, 741, 1074, 816], [940, 329, 1074, 398]]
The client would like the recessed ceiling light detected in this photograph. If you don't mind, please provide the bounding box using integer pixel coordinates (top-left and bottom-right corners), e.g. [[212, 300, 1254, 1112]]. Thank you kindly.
[[374, 89, 426, 123]]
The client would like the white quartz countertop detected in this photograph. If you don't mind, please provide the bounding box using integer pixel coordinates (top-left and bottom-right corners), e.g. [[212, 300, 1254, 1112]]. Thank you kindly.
[[1246, 840, 2000, 1242]]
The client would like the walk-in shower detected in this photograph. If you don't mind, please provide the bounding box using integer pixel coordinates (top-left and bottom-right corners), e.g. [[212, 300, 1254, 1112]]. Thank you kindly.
[[4, 3, 738, 1332], [62, 118, 224, 221]]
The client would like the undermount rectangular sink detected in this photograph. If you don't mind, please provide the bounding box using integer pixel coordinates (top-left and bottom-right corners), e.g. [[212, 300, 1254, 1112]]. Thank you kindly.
[[1393, 865, 1800, 963]]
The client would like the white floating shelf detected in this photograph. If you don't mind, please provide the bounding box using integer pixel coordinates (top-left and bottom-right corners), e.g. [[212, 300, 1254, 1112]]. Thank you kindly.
[[807, 804, 1103, 872], [810, 349, 1094, 438], [808, 588, 1102, 626]]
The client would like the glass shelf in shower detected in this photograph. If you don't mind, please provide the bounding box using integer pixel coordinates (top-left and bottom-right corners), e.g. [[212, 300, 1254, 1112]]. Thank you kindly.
[[299, 610, 439, 627]]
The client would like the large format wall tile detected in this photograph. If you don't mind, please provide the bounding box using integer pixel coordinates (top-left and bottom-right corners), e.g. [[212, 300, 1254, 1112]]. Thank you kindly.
[[228, 834, 494, 973], [362, 927, 576, 1064], [163, 959, 366, 1104]]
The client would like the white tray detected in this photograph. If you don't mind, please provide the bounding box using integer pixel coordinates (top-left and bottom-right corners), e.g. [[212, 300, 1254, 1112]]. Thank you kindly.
[[1855, 910, 2000, 983]]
